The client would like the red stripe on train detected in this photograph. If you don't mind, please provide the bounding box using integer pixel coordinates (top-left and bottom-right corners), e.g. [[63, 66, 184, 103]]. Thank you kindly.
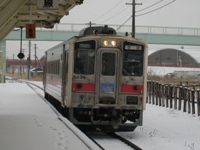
[[121, 84, 143, 94], [72, 83, 95, 92]]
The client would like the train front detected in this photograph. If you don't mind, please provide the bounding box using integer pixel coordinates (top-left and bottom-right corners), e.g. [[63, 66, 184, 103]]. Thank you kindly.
[[70, 28, 147, 132]]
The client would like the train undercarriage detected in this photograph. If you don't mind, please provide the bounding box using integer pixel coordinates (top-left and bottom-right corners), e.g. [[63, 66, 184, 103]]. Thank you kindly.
[[45, 92, 142, 132]]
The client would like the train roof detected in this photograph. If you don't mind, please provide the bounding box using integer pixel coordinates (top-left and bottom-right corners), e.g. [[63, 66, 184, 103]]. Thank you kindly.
[[79, 25, 117, 36]]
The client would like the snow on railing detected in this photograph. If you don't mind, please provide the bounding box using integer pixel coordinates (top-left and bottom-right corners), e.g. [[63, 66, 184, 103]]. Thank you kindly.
[[147, 80, 200, 116], [37, 23, 200, 36]]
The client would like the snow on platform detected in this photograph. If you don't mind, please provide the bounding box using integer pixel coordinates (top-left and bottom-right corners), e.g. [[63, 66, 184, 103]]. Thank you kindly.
[[0, 83, 100, 150]]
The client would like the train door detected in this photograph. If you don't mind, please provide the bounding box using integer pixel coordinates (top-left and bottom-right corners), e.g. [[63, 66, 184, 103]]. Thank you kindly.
[[61, 43, 69, 106], [96, 49, 120, 105], [61, 44, 67, 104]]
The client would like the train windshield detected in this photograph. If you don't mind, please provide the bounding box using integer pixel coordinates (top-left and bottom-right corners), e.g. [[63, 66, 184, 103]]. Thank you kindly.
[[74, 40, 95, 75], [102, 53, 116, 76], [123, 42, 144, 76]]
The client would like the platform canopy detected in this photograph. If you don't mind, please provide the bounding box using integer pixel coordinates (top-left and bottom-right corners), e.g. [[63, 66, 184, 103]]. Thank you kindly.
[[0, 0, 84, 42]]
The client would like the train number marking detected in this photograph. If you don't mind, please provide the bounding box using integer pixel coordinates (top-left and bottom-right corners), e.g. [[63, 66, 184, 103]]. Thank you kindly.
[[73, 75, 85, 79]]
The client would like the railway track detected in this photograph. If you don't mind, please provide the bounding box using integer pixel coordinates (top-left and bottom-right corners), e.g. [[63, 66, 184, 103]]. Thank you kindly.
[[85, 131, 142, 150]]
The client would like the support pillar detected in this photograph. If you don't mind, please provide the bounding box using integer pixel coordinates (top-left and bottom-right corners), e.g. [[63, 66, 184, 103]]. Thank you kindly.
[[0, 40, 6, 83]]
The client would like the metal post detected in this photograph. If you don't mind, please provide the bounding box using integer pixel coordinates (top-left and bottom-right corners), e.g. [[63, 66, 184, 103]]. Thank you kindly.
[[12, 54, 14, 82], [27, 40, 31, 79], [177, 50, 178, 66], [20, 27, 23, 80], [34, 44, 36, 67]]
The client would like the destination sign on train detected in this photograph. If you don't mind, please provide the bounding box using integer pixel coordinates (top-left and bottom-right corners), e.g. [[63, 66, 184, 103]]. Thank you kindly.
[[76, 41, 95, 49], [125, 45, 142, 50], [79, 43, 91, 48]]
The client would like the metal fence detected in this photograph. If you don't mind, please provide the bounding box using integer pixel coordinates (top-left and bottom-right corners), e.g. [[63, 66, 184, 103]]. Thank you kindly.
[[147, 80, 200, 116], [37, 23, 200, 36]]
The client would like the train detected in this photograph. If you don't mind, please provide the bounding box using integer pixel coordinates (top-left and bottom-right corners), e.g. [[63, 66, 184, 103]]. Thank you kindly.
[[43, 25, 148, 132]]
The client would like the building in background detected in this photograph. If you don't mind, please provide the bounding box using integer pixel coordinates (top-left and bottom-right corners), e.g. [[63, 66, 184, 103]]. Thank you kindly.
[[148, 48, 200, 67]]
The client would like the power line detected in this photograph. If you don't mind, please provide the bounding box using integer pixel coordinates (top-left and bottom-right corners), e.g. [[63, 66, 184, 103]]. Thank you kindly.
[[97, 5, 130, 23], [136, 0, 176, 17], [113, 0, 157, 22], [116, 15, 132, 31], [117, 0, 176, 30], [136, 0, 163, 13], [113, 11, 132, 24], [91, 0, 123, 22]]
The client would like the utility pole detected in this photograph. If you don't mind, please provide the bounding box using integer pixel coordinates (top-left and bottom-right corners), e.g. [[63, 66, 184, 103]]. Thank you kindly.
[[12, 54, 14, 82], [27, 40, 31, 79], [34, 44, 37, 67], [126, 0, 142, 38]]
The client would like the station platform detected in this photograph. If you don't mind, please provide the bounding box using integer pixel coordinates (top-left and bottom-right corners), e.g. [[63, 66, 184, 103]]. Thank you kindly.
[[0, 82, 100, 150]]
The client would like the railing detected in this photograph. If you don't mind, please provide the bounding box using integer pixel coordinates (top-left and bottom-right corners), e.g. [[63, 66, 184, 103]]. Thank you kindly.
[[36, 23, 200, 36], [147, 80, 200, 116]]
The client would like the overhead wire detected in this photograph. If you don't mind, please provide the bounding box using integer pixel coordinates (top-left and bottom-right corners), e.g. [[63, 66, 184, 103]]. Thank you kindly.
[[116, 15, 132, 31], [96, 0, 143, 24], [91, 0, 123, 22], [136, 0, 176, 17], [113, 12, 132, 24], [98, 5, 130, 24], [114, 0, 163, 25], [91, 0, 144, 24], [136, 0, 163, 13], [116, 0, 176, 30]]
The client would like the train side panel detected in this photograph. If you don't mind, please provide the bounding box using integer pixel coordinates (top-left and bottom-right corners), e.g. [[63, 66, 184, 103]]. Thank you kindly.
[[44, 41, 69, 104]]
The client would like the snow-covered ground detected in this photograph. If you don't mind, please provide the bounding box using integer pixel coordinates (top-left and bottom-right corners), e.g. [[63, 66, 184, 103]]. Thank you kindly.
[[1, 80, 200, 150], [0, 82, 100, 150], [148, 66, 200, 77], [119, 104, 200, 150]]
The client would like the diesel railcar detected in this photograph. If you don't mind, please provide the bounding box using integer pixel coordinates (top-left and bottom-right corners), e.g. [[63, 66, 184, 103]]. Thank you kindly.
[[43, 25, 148, 132]]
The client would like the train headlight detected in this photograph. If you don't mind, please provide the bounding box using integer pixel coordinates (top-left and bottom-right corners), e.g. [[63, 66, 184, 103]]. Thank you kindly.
[[103, 40, 108, 46], [126, 96, 138, 105], [103, 39, 116, 47], [111, 40, 116, 46]]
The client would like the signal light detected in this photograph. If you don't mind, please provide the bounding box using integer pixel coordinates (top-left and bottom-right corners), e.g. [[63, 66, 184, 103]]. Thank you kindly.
[[26, 24, 36, 38], [17, 52, 25, 59]]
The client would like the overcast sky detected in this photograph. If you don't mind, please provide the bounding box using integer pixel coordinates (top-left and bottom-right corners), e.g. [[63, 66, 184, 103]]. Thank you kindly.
[[6, 0, 200, 59], [61, 0, 200, 28]]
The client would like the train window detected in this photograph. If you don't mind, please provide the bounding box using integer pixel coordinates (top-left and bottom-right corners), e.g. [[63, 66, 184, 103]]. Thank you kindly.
[[102, 53, 115, 76], [122, 45, 144, 76], [58, 60, 59, 74], [46, 60, 60, 75], [74, 40, 95, 75]]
